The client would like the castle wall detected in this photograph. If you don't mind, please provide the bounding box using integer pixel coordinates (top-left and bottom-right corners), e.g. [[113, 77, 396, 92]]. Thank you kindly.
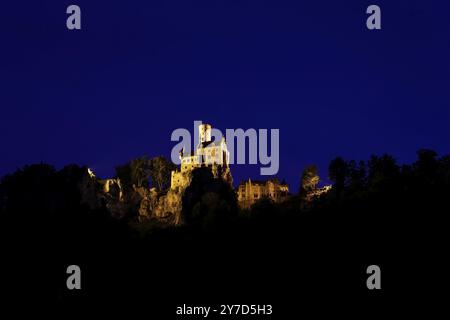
[[237, 179, 289, 209], [171, 124, 231, 191]]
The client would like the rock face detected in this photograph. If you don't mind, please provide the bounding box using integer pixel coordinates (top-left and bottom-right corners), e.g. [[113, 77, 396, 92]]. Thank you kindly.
[[79, 165, 231, 226], [100, 179, 128, 219], [153, 189, 183, 225], [78, 169, 102, 209], [79, 169, 183, 224], [79, 169, 127, 219], [135, 187, 156, 220], [136, 164, 233, 226], [137, 187, 183, 225]]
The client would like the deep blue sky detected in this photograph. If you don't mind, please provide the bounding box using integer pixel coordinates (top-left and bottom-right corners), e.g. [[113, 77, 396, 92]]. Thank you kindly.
[[1, 0, 449, 190]]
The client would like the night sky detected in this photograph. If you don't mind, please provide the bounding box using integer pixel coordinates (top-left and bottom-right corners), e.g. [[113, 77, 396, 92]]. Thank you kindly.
[[1, 0, 449, 190]]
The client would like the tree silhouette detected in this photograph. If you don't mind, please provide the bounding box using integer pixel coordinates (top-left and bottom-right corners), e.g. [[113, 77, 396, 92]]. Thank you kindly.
[[300, 165, 319, 195], [115, 155, 175, 192], [115, 156, 151, 190], [328, 157, 348, 196], [149, 156, 176, 192]]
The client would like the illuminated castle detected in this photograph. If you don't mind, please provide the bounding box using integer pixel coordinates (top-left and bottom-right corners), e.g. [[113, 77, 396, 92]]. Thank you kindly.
[[171, 123, 233, 191], [170, 123, 290, 211]]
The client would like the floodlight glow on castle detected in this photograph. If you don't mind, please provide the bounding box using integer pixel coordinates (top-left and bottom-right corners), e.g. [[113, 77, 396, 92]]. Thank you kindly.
[[170, 121, 279, 176]]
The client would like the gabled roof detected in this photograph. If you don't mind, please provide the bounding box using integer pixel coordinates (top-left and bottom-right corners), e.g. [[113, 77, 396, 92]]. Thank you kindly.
[[237, 178, 288, 187]]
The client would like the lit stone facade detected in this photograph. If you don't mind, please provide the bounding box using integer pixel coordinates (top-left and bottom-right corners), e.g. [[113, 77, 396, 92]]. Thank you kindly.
[[171, 123, 232, 191], [237, 178, 289, 209]]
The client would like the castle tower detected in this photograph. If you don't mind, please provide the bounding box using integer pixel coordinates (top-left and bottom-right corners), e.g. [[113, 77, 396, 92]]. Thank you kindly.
[[171, 123, 233, 190], [198, 123, 212, 145]]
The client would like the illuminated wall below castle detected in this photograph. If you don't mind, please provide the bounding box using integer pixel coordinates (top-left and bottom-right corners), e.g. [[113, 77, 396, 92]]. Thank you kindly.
[[237, 179, 289, 209]]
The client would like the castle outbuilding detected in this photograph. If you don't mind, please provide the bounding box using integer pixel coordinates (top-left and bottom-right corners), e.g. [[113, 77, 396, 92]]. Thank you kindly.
[[237, 178, 289, 209]]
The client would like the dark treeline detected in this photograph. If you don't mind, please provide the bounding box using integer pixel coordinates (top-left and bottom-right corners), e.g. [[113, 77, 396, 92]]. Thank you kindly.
[[1, 149, 448, 311]]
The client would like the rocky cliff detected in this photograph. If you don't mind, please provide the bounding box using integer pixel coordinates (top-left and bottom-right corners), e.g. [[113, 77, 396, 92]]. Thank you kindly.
[[80, 164, 232, 227]]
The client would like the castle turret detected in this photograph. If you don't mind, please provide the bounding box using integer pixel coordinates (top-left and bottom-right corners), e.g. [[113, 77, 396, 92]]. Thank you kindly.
[[198, 123, 212, 145]]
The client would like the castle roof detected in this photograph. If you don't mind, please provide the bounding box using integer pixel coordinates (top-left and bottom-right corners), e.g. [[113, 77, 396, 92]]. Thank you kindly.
[[238, 178, 288, 187]]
